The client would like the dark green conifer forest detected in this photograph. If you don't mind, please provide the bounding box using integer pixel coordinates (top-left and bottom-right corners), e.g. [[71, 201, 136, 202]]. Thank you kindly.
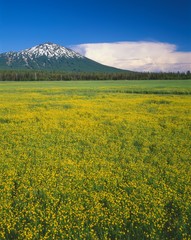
[[0, 70, 190, 81]]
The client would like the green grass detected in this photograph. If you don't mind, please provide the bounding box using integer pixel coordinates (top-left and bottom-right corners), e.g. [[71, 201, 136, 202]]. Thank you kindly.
[[0, 80, 190, 95]]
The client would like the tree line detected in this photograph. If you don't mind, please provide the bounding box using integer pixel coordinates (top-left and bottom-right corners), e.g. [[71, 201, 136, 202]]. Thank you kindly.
[[0, 70, 190, 81]]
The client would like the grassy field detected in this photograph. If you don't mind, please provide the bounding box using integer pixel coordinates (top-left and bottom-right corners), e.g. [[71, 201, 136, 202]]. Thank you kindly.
[[0, 80, 191, 93], [0, 80, 191, 239]]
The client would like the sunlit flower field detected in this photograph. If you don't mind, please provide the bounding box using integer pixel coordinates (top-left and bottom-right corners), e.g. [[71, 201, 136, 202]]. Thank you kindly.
[[0, 81, 190, 239]]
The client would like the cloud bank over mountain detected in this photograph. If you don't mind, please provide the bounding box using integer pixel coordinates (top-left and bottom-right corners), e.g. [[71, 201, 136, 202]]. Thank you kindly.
[[72, 41, 191, 72]]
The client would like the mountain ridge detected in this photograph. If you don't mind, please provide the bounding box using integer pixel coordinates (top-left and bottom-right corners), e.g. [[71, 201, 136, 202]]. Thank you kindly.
[[0, 43, 128, 72]]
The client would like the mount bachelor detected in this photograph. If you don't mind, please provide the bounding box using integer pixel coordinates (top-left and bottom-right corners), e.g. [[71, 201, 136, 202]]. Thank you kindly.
[[0, 43, 125, 72]]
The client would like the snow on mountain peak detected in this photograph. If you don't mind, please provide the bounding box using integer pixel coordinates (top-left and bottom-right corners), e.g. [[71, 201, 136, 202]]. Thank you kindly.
[[19, 43, 84, 59]]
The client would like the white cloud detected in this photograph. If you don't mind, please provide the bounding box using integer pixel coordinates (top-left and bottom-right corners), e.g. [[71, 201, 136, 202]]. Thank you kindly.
[[71, 41, 191, 72]]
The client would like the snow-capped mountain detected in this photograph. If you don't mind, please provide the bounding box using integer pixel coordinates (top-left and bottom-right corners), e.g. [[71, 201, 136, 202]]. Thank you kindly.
[[19, 42, 83, 60], [0, 43, 125, 72]]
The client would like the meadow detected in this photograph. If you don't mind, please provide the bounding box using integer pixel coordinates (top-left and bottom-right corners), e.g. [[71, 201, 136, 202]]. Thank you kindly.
[[0, 80, 191, 239]]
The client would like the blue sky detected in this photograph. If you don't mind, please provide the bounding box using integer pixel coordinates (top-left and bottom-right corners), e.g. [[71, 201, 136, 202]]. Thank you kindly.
[[0, 0, 191, 71]]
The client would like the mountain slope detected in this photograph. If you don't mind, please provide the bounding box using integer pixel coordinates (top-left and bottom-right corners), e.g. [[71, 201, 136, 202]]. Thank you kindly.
[[0, 43, 127, 72]]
